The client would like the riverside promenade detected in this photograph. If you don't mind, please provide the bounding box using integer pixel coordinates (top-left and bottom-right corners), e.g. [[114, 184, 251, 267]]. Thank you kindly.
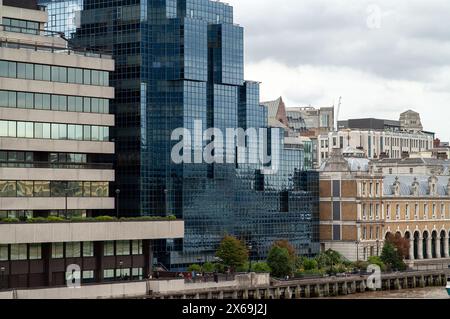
[[150, 269, 450, 299], [0, 269, 447, 299]]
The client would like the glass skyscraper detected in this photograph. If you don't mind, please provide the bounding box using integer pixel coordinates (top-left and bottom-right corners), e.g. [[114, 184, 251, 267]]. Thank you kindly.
[[40, 0, 319, 269]]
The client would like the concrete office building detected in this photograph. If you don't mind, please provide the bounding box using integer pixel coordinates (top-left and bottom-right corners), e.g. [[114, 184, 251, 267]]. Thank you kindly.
[[0, 0, 184, 290], [318, 124, 434, 166], [0, 0, 115, 218]]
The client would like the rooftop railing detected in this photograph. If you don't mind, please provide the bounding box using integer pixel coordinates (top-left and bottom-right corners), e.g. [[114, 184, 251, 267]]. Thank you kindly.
[[0, 161, 113, 170], [0, 26, 112, 59]]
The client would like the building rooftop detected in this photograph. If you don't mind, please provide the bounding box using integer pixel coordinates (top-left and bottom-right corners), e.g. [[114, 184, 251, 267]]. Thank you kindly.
[[2, 0, 40, 10], [383, 175, 450, 196], [338, 118, 400, 131]]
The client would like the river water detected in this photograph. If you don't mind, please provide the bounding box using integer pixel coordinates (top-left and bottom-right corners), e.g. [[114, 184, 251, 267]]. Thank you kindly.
[[331, 287, 449, 299]]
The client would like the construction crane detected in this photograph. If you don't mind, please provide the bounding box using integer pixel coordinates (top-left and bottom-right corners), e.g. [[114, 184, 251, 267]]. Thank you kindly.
[[334, 96, 342, 131]]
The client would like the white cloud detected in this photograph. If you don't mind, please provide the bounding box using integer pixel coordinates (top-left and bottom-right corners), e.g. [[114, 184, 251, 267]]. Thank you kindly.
[[227, 0, 450, 140]]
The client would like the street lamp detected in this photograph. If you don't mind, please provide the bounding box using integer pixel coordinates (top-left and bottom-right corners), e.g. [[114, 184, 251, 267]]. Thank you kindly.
[[356, 240, 360, 261], [115, 189, 120, 218], [376, 240, 380, 256], [119, 261, 123, 280], [248, 244, 253, 273]]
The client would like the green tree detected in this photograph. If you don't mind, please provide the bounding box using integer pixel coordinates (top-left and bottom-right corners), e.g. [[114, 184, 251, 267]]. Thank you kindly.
[[202, 262, 215, 273], [273, 240, 296, 261], [216, 235, 248, 272], [187, 264, 202, 272], [252, 262, 271, 273], [267, 246, 294, 278], [380, 242, 406, 271]]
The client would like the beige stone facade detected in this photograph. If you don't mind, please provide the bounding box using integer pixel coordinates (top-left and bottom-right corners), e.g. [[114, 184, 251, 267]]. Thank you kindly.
[[320, 149, 450, 262]]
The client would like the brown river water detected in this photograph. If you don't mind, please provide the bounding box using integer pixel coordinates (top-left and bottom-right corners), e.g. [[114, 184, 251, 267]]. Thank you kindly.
[[328, 287, 449, 299]]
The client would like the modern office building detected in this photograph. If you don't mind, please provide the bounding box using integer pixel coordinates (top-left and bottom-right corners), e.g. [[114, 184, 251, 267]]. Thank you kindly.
[[0, 0, 184, 290], [37, 0, 83, 38], [37, 0, 319, 269]]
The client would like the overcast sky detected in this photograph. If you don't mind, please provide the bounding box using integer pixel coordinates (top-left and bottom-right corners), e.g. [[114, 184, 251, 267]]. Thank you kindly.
[[226, 0, 450, 140]]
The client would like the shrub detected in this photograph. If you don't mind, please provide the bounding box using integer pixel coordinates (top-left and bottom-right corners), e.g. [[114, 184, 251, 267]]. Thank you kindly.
[[46, 216, 65, 222], [368, 256, 386, 272], [335, 263, 348, 273], [302, 258, 318, 271], [94, 216, 116, 222], [252, 262, 271, 273], [0, 218, 20, 223]]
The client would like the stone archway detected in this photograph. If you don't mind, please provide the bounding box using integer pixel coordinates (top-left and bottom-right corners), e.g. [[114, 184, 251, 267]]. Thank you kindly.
[[431, 230, 438, 258], [404, 231, 412, 260], [413, 231, 420, 260], [423, 230, 430, 259], [440, 230, 446, 258]]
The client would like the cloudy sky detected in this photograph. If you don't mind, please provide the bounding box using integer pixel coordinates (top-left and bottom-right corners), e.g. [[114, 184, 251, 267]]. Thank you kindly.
[[227, 0, 450, 140]]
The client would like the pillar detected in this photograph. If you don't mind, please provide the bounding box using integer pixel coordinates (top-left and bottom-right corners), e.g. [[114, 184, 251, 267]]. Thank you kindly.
[[232, 290, 238, 299], [314, 284, 321, 297], [419, 276, 425, 288], [243, 289, 249, 299], [342, 282, 348, 295], [265, 288, 271, 299], [218, 291, 224, 299], [143, 240, 153, 279], [304, 285, 311, 298], [409, 239, 415, 260], [417, 237, 423, 259], [274, 288, 280, 299], [426, 236, 432, 259], [444, 235, 449, 258], [359, 280, 366, 292], [436, 240, 441, 259], [323, 283, 330, 296], [394, 278, 401, 290], [285, 286, 292, 299], [254, 289, 260, 300], [351, 281, 357, 293], [295, 286, 301, 299]]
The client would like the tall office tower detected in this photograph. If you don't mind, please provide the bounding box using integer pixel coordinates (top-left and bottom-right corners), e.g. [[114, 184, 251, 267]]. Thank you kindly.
[[36, 0, 83, 38], [41, 0, 319, 269], [0, 0, 115, 219]]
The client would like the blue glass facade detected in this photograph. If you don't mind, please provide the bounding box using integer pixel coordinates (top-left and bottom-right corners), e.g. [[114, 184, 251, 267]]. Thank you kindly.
[[40, 0, 319, 269], [38, 0, 83, 38]]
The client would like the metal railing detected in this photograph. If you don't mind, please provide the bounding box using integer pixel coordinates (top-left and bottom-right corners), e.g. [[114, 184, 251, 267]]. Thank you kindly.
[[0, 26, 113, 59], [0, 161, 113, 170]]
